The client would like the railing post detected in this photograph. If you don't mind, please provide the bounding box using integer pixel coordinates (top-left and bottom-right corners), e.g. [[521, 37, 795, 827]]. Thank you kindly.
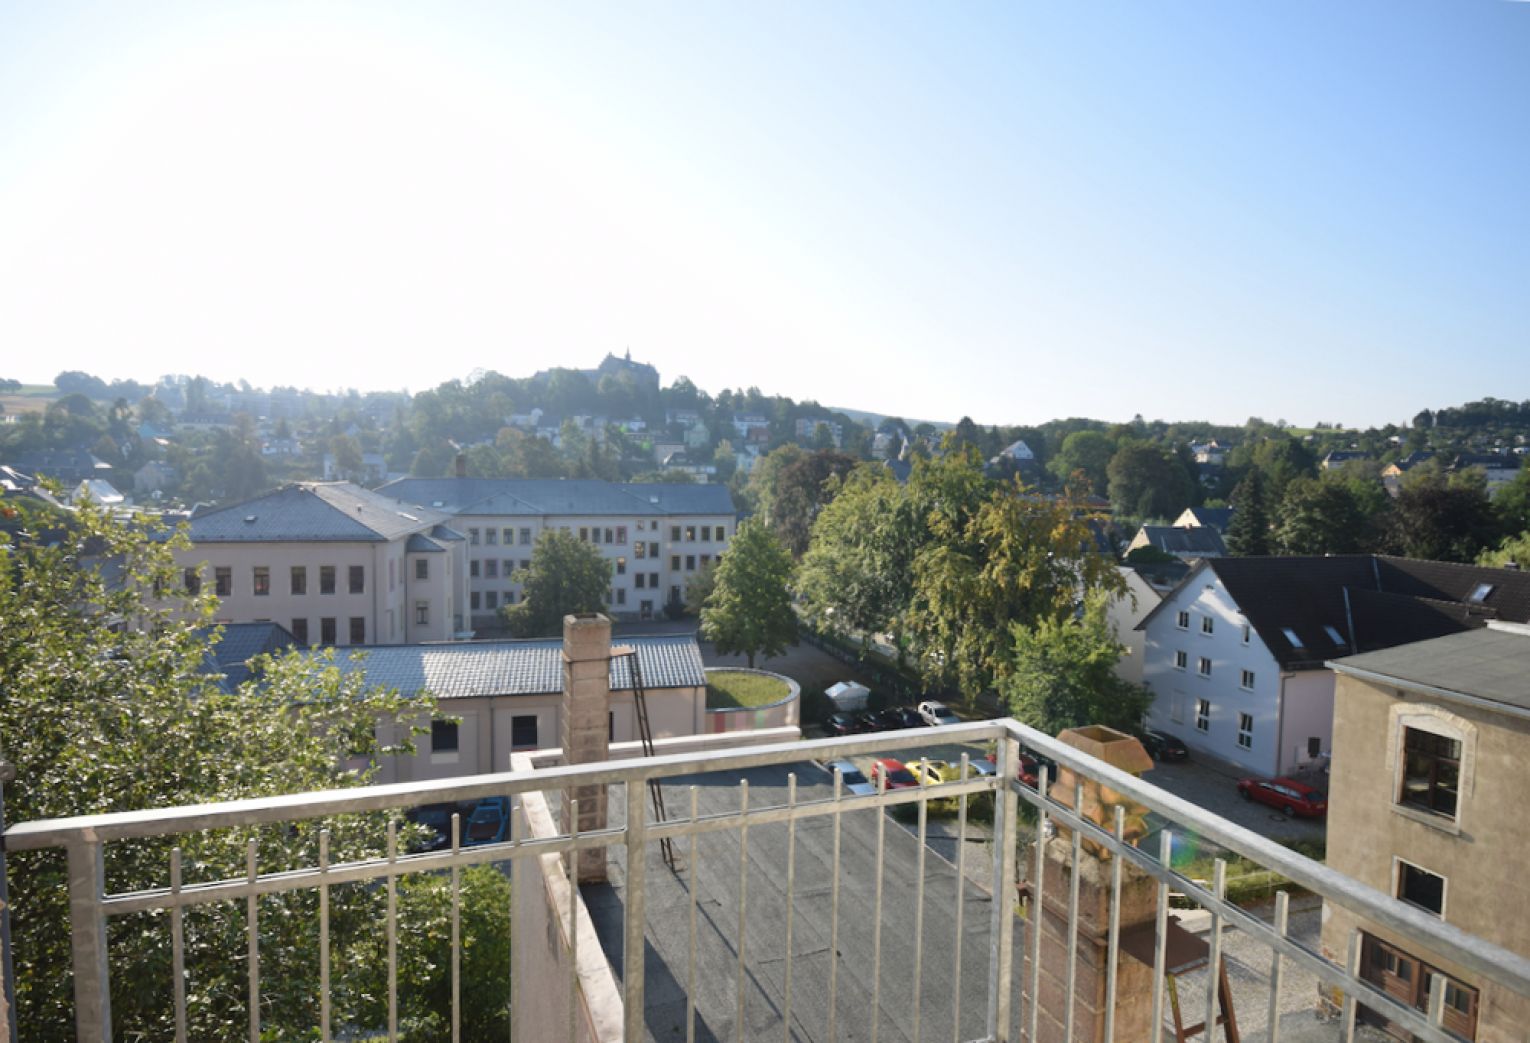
[[0, 757, 16, 1043], [986, 733, 1020, 1042], [623, 778, 648, 1041], [67, 839, 112, 1042]]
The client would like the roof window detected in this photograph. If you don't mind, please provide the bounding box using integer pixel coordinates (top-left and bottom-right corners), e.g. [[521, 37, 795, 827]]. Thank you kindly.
[[1323, 625, 1345, 644], [1468, 582, 1494, 604], [1281, 628, 1304, 649]]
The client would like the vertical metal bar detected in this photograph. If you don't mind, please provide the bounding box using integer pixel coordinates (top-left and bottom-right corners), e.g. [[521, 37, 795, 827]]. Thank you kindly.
[[911, 760, 929, 1043], [0, 763, 15, 1043], [386, 820, 397, 1043], [170, 848, 187, 1043], [319, 829, 331, 1043], [624, 779, 649, 1042], [509, 797, 518, 1043], [783, 773, 797, 1043], [247, 838, 259, 1043], [1265, 890, 1289, 1043], [736, 779, 750, 1043], [871, 769, 887, 1043], [1063, 780, 1084, 1043], [1104, 804, 1126, 1043], [687, 786, 700, 1043], [1203, 859, 1227, 1042], [1341, 930, 1360, 1043], [451, 814, 461, 1043], [828, 769, 843, 1043], [568, 798, 580, 1043], [952, 754, 969, 1043], [988, 736, 1021, 1043], [1026, 762, 1050, 1043], [67, 840, 111, 1043], [1150, 829, 1173, 1043]]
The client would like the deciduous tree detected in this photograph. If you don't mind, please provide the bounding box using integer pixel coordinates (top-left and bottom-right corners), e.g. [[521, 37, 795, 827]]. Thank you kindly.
[[503, 528, 612, 637], [700, 520, 796, 667]]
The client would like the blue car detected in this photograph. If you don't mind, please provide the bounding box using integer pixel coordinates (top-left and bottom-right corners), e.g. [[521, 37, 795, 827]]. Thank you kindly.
[[464, 796, 511, 846]]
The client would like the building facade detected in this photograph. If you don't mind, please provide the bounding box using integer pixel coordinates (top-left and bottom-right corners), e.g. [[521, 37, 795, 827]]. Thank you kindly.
[[1323, 626, 1530, 1042], [372, 478, 737, 630], [179, 482, 471, 646]]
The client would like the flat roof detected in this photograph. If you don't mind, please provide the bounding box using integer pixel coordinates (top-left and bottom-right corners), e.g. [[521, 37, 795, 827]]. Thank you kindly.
[[1328, 627, 1530, 715]]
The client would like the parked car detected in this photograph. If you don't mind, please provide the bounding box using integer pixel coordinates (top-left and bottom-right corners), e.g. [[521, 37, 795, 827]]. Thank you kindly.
[[825, 712, 867, 737], [1016, 750, 1058, 789], [1236, 776, 1328, 818], [405, 802, 458, 852], [464, 796, 511, 845], [869, 757, 920, 790], [869, 707, 914, 731], [906, 759, 950, 785], [969, 755, 998, 778], [889, 706, 926, 728], [1139, 729, 1189, 762], [855, 710, 883, 732], [826, 758, 877, 796], [917, 700, 961, 727]]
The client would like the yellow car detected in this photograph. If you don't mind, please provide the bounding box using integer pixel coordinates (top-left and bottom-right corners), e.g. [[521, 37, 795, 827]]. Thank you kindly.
[[907, 758, 984, 786]]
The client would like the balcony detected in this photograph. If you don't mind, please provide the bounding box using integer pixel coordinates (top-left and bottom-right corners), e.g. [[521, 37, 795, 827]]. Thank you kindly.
[[5, 719, 1529, 1042]]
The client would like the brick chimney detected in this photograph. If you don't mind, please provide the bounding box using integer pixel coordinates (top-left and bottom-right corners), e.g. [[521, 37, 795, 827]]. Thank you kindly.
[[561, 613, 611, 883]]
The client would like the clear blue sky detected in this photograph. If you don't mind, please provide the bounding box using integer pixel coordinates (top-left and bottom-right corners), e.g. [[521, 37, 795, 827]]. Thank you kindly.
[[1, 1, 1525, 428]]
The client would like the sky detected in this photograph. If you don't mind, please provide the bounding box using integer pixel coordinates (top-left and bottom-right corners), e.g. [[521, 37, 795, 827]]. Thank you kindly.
[[1, 2, 1526, 429]]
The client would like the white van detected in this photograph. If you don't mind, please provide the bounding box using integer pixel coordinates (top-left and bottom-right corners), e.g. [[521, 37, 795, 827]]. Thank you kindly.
[[824, 680, 871, 712]]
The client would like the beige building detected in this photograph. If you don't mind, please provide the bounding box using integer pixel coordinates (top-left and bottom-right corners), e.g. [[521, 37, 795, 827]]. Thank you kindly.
[[1323, 624, 1530, 1042], [180, 482, 472, 646]]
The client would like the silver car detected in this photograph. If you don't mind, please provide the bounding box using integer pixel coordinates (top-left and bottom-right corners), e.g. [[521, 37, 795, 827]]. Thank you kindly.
[[826, 758, 877, 796]]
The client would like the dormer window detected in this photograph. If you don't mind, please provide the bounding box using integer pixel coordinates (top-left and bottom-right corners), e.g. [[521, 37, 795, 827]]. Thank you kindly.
[[1282, 628, 1303, 649], [1468, 582, 1494, 604]]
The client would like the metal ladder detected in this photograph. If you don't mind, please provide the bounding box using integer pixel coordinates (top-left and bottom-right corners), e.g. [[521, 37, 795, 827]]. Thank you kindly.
[[620, 646, 677, 870]]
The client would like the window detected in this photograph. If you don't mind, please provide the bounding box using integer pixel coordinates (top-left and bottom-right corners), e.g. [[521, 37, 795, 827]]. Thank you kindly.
[[504, 559, 514, 577], [700, 554, 711, 566], [485, 559, 498, 578], [320, 566, 336, 595], [649, 542, 659, 558], [1201, 615, 1214, 635], [415, 601, 429, 626], [580, 527, 590, 542], [616, 557, 626, 575], [470, 560, 480, 578], [1240, 669, 1255, 690], [470, 592, 480, 611], [1400, 727, 1461, 818], [1468, 582, 1494, 604], [670, 555, 681, 571], [1237, 712, 1253, 750], [716, 526, 727, 541], [1197, 656, 1212, 677], [1174, 650, 1188, 671], [616, 588, 626, 605], [1322, 624, 1345, 644], [415, 558, 428, 581], [671, 526, 681, 542], [431, 719, 459, 754], [485, 527, 497, 545], [1397, 860, 1445, 916], [349, 617, 365, 645], [686, 555, 696, 570], [650, 572, 659, 589], [252, 567, 270, 596], [700, 526, 711, 541], [215, 567, 232, 597], [469, 528, 480, 545], [511, 715, 538, 748], [604, 528, 614, 543], [1281, 627, 1303, 648], [286, 618, 308, 645], [1176, 611, 1189, 630], [635, 573, 645, 589], [1241, 624, 1250, 645], [482, 590, 496, 608], [183, 567, 201, 595], [519, 527, 532, 545], [685, 525, 697, 541], [616, 526, 627, 543], [1196, 699, 1210, 733], [349, 566, 364, 594], [320, 617, 337, 645], [503, 528, 513, 544], [520, 559, 530, 571], [635, 542, 647, 559]]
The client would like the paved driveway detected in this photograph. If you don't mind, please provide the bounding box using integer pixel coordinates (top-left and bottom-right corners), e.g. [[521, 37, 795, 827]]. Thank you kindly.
[[1142, 756, 1328, 848]]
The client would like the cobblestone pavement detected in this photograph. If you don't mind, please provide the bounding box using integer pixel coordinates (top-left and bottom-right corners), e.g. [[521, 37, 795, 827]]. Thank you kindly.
[[1141, 754, 1328, 847]]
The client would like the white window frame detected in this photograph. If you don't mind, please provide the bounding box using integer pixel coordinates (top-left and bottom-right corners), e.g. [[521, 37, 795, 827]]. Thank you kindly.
[[1201, 615, 1214, 636], [1174, 650, 1188, 671], [1237, 712, 1253, 750], [1176, 610, 1190, 631], [1393, 856, 1447, 919], [1197, 656, 1212, 678], [1240, 669, 1255, 691], [1195, 699, 1210, 733]]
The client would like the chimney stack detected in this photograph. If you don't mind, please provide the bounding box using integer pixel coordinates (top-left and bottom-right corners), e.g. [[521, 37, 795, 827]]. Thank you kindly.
[[561, 613, 612, 883], [454, 453, 467, 478]]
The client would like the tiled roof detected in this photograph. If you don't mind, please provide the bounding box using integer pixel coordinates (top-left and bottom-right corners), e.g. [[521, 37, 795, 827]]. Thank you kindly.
[[327, 635, 706, 699], [1330, 627, 1530, 714], [405, 532, 447, 553], [1136, 525, 1227, 556], [198, 622, 299, 690], [188, 483, 448, 542], [1178, 507, 1234, 534], [373, 478, 735, 518]]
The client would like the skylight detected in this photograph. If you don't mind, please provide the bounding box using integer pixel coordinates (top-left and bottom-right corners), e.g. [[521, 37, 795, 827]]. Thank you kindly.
[[1323, 625, 1345, 644], [1469, 582, 1494, 604], [1282, 628, 1304, 649]]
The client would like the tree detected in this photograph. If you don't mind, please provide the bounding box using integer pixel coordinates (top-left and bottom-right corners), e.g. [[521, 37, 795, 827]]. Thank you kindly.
[[750, 447, 857, 556], [1048, 430, 1114, 496], [1106, 444, 1192, 519], [1273, 477, 1374, 555], [0, 497, 471, 1040], [502, 529, 612, 637], [1386, 477, 1500, 563], [999, 593, 1152, 737], [1225, 468, 1272, 556], [684, 559, 719, 616], [1479, 531, 1530, 571], [1492, 465, 1530, 538], [700, 519, 796, 667]]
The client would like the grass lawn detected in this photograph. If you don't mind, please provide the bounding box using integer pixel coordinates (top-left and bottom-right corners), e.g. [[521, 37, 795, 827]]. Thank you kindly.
[[706, 670, 790, 710]]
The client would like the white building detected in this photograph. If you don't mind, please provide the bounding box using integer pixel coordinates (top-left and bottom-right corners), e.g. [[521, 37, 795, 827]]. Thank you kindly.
[[180, 482, 471, 647], [1137, 555, 1530, 776], [373, 478, 737, 629]]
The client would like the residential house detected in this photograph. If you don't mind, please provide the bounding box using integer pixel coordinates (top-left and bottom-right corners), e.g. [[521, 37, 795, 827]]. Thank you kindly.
[[1322, 625, 1530, 1041], [179, 482, 471, 647], [1382, 451, 1437, 496], [1137, 555, 1530, 776], [1321, 449, 1372, 470], [683, 421, 711, 451], [650, 440, 685, 465], [1105, 566, 1170, 685], [1448, 451, 1521, 495], [732, 414, 771, 439], [322, 451, 387, 484], [660, 451, 717, 482], [1191, 441, 1228, 466], [71, 479, 126, 507], [1171, 506, 1235, 535], [371, 477, 737, 627], [1126, 525, 1228, 560], [7, 448, 111, 487], [794, 417, 843, 446], [134, 460, 177, 496]]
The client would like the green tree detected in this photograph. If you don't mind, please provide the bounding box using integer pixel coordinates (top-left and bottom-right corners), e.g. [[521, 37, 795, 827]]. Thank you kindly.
[[1106, 444, 1192, 519], [1387, 476, 1501, 563], [700, 520, 796, 667], [1273, 476, 1374, 555], [1048, 429, 1114, 495], [684, 559, 719, 616], [502, 529, 613, 637], [751, 447, 857, 556], [999, 593, 1152, 736], [0, 497, 479, 1040], [1492, 465, 1530, 537], [1225, 468, 1272, 556], [1479, 531, 1530, 570]]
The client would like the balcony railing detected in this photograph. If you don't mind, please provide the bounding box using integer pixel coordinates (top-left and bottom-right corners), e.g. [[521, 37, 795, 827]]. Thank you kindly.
[[6, 719, 1530, 1042]]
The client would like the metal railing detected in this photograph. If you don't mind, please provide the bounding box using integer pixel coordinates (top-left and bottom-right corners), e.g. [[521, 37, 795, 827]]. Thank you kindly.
[[6, 719, 1530, 1042]]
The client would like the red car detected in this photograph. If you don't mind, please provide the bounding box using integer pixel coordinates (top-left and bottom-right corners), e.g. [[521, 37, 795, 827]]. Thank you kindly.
[[869, 757, 920, 790], [1237, 776, 1327, 818]]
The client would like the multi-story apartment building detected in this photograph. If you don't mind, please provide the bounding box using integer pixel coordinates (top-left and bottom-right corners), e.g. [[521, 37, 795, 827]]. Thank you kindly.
[[179, 482, 471, 646], [1323, 624, 1530, 1042], [372, 477, 737, 628], [1138, 555, 1530, 776]]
